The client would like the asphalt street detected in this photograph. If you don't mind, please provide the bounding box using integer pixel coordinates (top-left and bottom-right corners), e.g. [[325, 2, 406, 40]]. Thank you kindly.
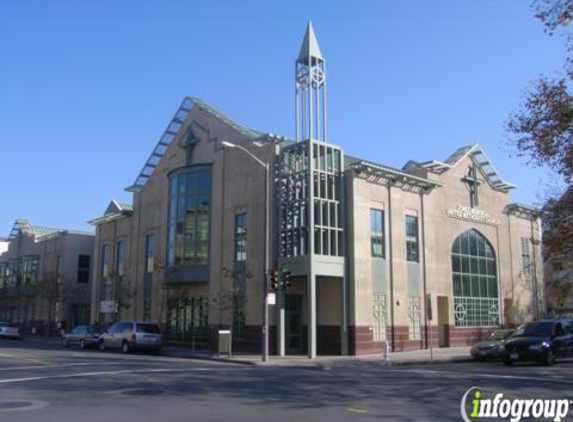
[[1, 339, 573, 422]]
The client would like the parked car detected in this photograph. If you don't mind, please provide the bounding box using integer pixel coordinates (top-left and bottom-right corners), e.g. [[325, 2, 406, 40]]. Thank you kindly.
[[61, 325, 100, 349], [470, 329, 514, 360], [503, 319, 573, 366], [98, 321, 162, 354], [0, 322, 20, 340]]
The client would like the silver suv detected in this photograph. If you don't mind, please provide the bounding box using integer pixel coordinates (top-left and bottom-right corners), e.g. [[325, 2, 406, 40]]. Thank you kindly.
[[98, 321, 162, 354]]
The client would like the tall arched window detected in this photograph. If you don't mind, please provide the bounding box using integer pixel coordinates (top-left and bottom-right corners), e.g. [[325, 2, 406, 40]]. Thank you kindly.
[[452, 229, 499, 327]]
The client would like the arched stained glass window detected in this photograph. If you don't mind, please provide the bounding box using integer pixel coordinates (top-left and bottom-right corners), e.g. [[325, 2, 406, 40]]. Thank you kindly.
[[452, 229, 499, 327]]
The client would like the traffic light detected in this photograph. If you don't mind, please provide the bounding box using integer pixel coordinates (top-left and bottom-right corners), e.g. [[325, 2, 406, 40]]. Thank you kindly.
[[281, 270, 291, 290], [269, 269, 279, 291]]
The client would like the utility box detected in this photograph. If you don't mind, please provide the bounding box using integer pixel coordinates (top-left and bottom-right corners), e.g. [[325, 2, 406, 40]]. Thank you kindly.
[[217, 330, 232, 357]]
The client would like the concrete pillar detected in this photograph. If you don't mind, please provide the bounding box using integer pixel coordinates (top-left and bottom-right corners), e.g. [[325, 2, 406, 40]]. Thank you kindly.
[[278, 289, 286, 356], [308, 273, 317, 358]]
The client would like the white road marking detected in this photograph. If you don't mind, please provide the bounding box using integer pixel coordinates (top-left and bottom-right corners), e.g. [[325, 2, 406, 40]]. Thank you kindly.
[[385, 368, 573, 385], [0, 367, 249, 384], [0, 362, 125, 372]]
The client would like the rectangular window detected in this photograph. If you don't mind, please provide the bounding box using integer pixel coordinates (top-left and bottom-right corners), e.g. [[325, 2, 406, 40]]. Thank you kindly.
[[145, 234, 154, 273], [520, 237, 531, 276], [100, 245, 109, 300], [116, 241, 125, 277], [56, 255, 62, 283], [100, 245, 109, 278], [370, 209, 385, 258], [406, 215, 419, 262], [0, 263, 6, 289], [22, 257, 39, 284], [234, 213, 248, 262], [77, 255, 90, 284]]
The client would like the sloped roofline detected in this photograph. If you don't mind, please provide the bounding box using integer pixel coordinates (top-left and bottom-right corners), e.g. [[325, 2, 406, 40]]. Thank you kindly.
[[125, 96, 285, 193], [418, 143, 516, 192]]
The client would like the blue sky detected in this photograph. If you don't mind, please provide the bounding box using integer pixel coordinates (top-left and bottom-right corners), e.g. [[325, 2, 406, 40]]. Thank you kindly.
[[0, 0, 567, 236]]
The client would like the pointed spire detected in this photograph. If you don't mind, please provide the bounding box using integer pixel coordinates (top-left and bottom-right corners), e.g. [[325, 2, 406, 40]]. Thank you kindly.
[[297, 21, 323, 61]]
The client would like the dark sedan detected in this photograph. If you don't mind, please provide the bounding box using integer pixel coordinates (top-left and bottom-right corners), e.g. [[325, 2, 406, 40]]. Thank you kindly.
[[503, 319, 573, 366], [61, 325, 100, 349], [470, 329, 514, 360]]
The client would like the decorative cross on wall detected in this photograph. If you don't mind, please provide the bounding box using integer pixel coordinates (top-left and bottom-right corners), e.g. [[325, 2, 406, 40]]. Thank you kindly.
[[462, 165, 483, 208]]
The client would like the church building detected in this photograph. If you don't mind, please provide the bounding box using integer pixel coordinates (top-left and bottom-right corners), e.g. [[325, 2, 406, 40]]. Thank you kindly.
[[89, 23, 542, 356]]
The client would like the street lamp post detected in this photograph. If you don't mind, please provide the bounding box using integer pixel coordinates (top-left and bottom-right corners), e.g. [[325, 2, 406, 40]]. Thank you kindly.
[[221, 141, 270, 362]]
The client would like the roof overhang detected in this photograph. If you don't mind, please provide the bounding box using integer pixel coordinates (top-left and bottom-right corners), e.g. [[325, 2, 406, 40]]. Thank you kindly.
[[88, 211, 133, 226], [351, 161, 443, 193], [505, 203, 542, 219]]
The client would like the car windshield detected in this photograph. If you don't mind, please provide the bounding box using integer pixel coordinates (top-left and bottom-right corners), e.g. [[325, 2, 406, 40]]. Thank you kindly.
[[86, 327, 98, 334], [512, 322, 554, 338], [136, 323, 160, 334], [488, 330, 513, 341]]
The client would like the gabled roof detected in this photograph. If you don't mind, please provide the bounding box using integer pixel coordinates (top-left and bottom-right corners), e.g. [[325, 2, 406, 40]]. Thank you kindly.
[[88, 200, 134, 226], [104, 200, 133, 215], [126, 96, 272, 193], [8, 219, 93, 240], [418, 144, 516, 192]]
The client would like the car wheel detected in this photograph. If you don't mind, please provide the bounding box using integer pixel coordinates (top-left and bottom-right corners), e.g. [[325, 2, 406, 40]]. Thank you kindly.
[[98, 340, 106, 351], [545, 350, 556, 366], [503, 357, 512, 366], [79, 339, 85, 350], [121, 341, 130, 354], [61, 338, 68, 348]]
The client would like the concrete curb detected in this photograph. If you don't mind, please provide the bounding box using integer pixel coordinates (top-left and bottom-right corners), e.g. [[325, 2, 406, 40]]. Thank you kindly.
[[162, 354, 475, 368]]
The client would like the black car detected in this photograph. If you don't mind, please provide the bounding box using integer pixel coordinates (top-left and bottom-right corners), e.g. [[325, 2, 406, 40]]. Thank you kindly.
[[503, 320, 573, 365], [470, 329, 514, 360]]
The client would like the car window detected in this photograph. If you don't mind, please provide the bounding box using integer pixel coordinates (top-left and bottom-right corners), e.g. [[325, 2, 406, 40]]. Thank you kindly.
[[72, 327, 81, 334], [136, 323, 160, 334], [554, 323, 565, 337], [108, 323, 119, 333], [86, 326, 98, 334], [489, 330, 513, 341], [122, 323, 133, 333], [512, 322, 553, 337]]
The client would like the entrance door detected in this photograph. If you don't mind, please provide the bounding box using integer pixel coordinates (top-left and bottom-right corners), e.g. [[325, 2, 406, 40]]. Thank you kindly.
[[285, 294, 303, 354], [437, 296, 450, 348]]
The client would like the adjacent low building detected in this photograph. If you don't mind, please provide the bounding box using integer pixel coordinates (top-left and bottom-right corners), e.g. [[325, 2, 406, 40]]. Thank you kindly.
[[88, 23, 543, 356], [0, 219, 95, 334]]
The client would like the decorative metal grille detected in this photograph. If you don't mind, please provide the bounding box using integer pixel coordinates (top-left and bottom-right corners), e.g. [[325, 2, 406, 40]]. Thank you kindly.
[[454, 297, 499, 327], [408, 296, 421, 340], [372, 294, 388, 341]]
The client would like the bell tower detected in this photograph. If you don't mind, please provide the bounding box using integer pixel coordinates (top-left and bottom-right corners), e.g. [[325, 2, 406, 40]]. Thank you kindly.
[[296, 21, 327, 142]]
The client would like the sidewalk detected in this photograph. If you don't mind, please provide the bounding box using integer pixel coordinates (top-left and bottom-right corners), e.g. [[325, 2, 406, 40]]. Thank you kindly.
[[162, 345, 473, 367], [23, 335, 473, 367]]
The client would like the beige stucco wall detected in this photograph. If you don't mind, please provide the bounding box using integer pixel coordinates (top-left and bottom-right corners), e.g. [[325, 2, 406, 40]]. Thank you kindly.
[[348, 153, 542, 333], [91, 105, 278, 328]]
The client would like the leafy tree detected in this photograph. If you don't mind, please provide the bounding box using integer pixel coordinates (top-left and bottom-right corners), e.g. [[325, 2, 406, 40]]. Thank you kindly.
[[507, 1, 573, 257]]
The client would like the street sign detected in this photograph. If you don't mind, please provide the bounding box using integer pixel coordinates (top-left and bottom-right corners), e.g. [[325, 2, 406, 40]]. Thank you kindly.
[[267, 292, 276, 305], [100, 300, 117, 313]]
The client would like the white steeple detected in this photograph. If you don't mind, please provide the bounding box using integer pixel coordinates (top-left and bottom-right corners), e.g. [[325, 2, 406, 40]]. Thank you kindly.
[[297, 21, 323, 62], [295, 21, 327, 142]]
